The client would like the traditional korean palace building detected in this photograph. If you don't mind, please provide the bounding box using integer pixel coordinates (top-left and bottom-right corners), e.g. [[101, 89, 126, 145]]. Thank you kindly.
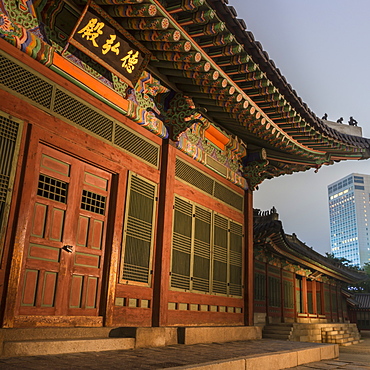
[[347, 293, 370, 331], [0, 0, 369, 352], [254, 209, 366, 341]]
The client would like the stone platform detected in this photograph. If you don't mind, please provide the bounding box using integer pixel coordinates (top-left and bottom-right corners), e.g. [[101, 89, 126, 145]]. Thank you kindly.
[[0, 339, 338, 370]]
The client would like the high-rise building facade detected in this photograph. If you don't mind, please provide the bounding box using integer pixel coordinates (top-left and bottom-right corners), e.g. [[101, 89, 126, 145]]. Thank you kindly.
[[328, 173, 370, 267]]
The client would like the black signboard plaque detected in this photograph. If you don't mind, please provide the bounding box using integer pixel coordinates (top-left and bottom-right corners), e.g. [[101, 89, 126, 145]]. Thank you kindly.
[[65, 0, 151, 87]]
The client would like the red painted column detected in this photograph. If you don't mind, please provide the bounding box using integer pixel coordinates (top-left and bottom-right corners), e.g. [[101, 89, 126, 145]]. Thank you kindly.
[[244, 189, 254, 326], [152, 140, 176, 327]]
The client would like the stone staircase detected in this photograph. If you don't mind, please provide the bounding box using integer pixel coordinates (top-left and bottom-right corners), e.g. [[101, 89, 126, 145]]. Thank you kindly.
[[263, 323, 361, 346], [321, 324, 361, 346], [261, 323, 294, 341]]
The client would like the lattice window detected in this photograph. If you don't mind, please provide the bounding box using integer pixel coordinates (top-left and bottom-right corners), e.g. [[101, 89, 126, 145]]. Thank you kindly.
[[0, 112, 22, 261], [37, 174, 68, 203], [229, 221, 243, 296], [331, 290, 338, 311], [296, 276, 303, 313], [283, 280, 294, 309], [171, 196, 243, 297], [54, 89, 113, 142], [254, 272, 266, 301], [114, 124, 160, 167], [120, 174, 157, 285], [81, 190, 106, 215], [193, 206, 211, 293], [175, 158, 243, 211], [317, 291, 322, 315], [307, 291, 313, 314], [268, 275, 281, 307], [324, 285, 331, 313], [0, 53, 53, 109]]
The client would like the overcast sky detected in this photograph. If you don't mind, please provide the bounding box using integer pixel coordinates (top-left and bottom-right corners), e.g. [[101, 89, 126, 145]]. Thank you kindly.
[[229, 0, 370, 254]]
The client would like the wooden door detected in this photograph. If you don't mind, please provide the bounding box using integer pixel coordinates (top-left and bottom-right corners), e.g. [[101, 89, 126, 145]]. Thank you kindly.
[[19, 145, 111, 317]]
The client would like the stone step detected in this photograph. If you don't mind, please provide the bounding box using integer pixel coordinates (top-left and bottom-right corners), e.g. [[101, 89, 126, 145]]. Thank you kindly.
[[293, 329, 321, 335], [334, 337, 354, 344], [263, 327, 293, 333], [326, 334, 350, 340], [342, 340, 359, 346], [0, 327, 180, 357], [262, 333, 290, 340], [0, 327, 122, 342], [2, 337, 135, 357]]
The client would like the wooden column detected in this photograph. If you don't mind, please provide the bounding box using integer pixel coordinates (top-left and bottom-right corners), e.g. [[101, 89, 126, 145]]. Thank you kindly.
[[244, 189, 254, 326], [302, 276, 308, 315], [152, 140, 176, 327], [104, 172, 128, 327]]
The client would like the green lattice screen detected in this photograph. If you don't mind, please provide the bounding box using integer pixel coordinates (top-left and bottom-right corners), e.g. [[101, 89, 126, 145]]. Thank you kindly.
[[192, 206, 211, 293], [331, 290, 338, 311], [254, 272, 266, 301], [268, 275, 281, 307], [120, 174, 157, 285], [0, 112, 22, 262], [317, 291, 322, 315], [324, 285, 331, 313], [213, 214, 228, 295], [171, 196, 243, 297], [308, 292, 313, 314], [175, 158, 244, 211], [229, 221, 243, 296], [296, 277, 302, 313], [171, 197, 192, 290], [283, 280, 294, 309]]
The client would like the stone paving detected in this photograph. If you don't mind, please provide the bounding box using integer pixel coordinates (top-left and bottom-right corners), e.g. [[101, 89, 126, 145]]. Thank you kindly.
[[290, 331, 370, 370], [0, 334, 369, 369], [0, 339, 328, 369], [290, 360, 370, 369]]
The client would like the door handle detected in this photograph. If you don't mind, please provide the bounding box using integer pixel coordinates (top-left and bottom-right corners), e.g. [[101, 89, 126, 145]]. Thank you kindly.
[[63, 245, 74, 253]]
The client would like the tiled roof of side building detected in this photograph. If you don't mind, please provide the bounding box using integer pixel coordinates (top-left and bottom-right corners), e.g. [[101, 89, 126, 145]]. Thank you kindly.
[[353, 293, 370, 309], [254, 208, 368, 283]]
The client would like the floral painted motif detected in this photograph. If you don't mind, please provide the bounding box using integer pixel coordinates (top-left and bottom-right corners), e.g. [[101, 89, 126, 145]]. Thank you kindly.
[[0, 13, 12, 32]]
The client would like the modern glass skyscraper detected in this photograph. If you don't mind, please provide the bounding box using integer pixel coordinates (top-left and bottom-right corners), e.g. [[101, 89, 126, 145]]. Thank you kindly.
[[328, 173, 370, 267]]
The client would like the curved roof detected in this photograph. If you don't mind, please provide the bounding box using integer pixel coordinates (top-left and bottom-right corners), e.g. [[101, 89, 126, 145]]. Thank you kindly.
[[351, 294, 370, 309], [73, 1, 370, 187], [254, 208, 366, 284]]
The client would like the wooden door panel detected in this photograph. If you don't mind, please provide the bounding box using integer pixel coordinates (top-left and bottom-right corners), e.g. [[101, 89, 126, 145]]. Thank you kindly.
[[86, 276, 98, 308], [70, 275, 84, 309], [67, 166, 110, 315], [19, 145, 111, 318], [69, 275, 98, 311], [27, 244, 61, 263], [21, 269, 39, 306], [76, 215, 90, 248], [90, 219, 104, 250], [41, 271, 58, 307]]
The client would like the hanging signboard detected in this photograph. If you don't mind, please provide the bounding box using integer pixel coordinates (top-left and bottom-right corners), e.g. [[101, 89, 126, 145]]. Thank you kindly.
[[65, 0, 151, 88]]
